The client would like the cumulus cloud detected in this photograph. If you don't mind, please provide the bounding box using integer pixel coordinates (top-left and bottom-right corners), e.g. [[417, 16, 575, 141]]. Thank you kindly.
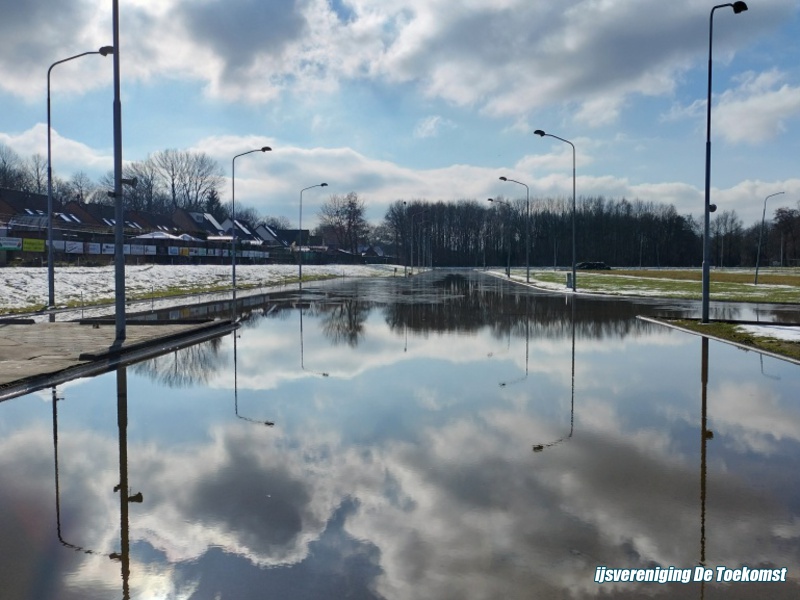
[[1, 0, 789, 123], [715, 70, 800, 143]]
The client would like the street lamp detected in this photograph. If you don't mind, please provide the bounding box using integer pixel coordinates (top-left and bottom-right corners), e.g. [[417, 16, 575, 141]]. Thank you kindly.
[[702, 1, 748, 322], [47, 46, 114, 310], [754, 191, 784, 285], [298, 183, 328, 286], [500, 176, 530, 283], [231, 146, 271, 322], [409, 205, 431, 274], [488, 198, 511, 277], [534, 129, 576, 291]]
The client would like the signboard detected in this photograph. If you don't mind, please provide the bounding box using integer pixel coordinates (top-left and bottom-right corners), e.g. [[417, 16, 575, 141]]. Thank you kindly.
[[86, 242, 101, 254], [52, 240, 66, 251], [179, 247, 189, 257], [66, 240, 84, 254], [22, 238, 46, 252], [130, 244, 145, 256], [0, 237, 22, 251], [145, 245, 156, 256], [102, 243, 115, 255], [168, 246, 179, 256], [123, 244, 131, 255]]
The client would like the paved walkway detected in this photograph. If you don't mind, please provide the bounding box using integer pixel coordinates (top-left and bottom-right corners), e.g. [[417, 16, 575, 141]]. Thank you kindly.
[[0, 320, 235, 401]]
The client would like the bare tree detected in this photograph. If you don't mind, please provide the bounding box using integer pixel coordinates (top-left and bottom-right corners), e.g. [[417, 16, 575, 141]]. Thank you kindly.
[[262, 215, 291, 230], [68, 171, 96, 202], [152, 149, 189, 209], [0, 143, 25, 190], [178, 152, 224, 211], [317, 192, 369, 253], [23, 153, 48, 194]]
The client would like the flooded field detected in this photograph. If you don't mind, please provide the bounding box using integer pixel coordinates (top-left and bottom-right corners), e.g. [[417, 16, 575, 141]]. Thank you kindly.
[[2, 271, 799, 599]]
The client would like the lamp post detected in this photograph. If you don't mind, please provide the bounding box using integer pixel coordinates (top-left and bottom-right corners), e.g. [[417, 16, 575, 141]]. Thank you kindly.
[[298, 183, 328, 286], [702, 1, 748, 322], [409, 206, 431, 274], [488, 198, 511, 277], [754, 191, 784, 285], [534, 129, 576, 291], [47, 46, 114, 310], [500, 176, 530, 283], [231, 146, 271, 322]]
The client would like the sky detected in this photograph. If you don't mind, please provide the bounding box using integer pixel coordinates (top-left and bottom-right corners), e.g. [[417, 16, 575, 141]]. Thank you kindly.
[[1, 0, 800, 229]]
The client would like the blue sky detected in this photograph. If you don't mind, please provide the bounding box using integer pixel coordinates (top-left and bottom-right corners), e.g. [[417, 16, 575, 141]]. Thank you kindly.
[[1, 0, 800, 228]]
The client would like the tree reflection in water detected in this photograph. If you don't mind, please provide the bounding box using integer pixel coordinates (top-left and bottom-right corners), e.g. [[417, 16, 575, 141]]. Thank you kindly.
[[131, 336, 225, 388]]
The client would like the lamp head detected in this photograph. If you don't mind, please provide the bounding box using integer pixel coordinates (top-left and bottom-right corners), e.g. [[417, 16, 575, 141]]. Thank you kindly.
[[732, 1, 748, 14], [533, 129, 546, 137], [499, 176, 508, 181], [260, 146, 272, 152], [98, 46, 115, 56], [709, 204, 717, 213], [320, 183, 328, 187]]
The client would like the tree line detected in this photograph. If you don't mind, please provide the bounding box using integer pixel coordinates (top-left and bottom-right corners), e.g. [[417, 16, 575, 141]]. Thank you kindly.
[[0, 142, 289, 229], [383, 196, 800, 269], [3, 141, 799, 267]]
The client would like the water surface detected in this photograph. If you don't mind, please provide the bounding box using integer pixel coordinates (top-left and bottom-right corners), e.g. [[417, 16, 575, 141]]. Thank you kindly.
[[2, 271, 799, 599]]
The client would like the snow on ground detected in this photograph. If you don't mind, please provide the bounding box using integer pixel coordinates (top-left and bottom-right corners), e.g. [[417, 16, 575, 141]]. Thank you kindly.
[[738, 325, 800, 343], [0, 264, 402, 312]]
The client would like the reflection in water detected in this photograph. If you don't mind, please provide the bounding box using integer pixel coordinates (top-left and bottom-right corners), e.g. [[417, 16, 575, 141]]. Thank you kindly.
[[700, 337, 711, 600], [234, 330, 275, 426], [318, 299, 369, 347], [300, 306, 330, 377], [51, 368, 142, 599], [532, 296, 576, 452], [10, 271, 800, 598], [52, 388, 109, 557], [131, 336, 224, 388]]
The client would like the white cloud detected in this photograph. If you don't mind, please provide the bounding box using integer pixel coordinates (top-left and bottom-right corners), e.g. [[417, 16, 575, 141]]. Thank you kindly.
[[0, 124, 113, 177], [413, 115, 454, 139], [715, 70, 800, 143]]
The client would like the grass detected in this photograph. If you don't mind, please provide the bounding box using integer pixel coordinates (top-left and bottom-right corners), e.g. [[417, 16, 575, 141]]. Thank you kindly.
[[0, 273, 340, 317], [526, 267, 800, 304], [664, 319, 800, 363]]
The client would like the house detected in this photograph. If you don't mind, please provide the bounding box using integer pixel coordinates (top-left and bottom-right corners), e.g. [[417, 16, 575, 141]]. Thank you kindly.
[[171, 209, 225, 239], [0, 188, 58, 232], [128, 209, 182, 235], [218, 217, 262, 244]]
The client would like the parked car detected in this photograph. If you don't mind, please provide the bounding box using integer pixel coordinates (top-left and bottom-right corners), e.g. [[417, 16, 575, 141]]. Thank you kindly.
[[576, 261, 611, 270]]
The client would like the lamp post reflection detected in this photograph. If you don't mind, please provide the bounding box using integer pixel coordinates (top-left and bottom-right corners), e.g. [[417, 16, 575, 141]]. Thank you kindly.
[[698, 336, 717, 600], [532, 296, 576, 452], [300, 306, 330, 377], [51, 368, 143, 599], [233, 330, 275, 426], [52, 387, 108, 556], [700, 337, 712, 570], [499, 295, 530, 387]]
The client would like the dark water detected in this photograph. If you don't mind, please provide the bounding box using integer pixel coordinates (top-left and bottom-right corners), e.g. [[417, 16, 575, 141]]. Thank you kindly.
[[2, 271, 799, 599]]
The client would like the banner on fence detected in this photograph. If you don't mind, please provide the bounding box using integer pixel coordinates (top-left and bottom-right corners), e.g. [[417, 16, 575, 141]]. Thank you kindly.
[[22, 238, 45, 252], [0, 237, 22, 251], [65, 240, 83, 254]]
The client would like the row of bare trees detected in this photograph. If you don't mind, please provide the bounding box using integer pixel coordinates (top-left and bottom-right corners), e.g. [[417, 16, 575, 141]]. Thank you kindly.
[[382, 196, 800, 268], [0, 142, 278, 226]]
